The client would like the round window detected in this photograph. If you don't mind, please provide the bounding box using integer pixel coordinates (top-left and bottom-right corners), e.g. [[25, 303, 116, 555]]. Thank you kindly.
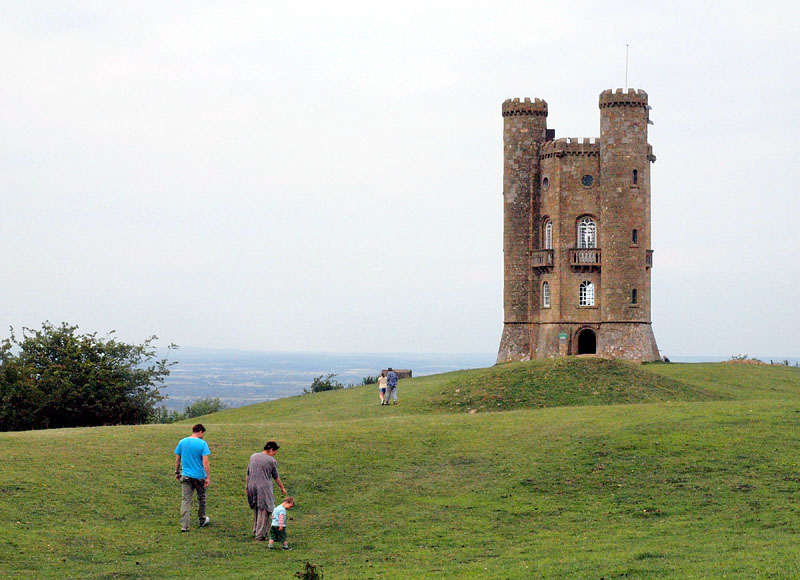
[[581, 174, 594, 187]]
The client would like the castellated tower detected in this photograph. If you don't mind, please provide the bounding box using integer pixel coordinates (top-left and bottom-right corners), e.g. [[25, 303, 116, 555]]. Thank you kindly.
[[497, 89, 660, 362]]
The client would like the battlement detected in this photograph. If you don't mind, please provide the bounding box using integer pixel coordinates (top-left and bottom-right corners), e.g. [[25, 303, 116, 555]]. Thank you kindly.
[[502, 97, 548, 117], [599, 88, 648, 109], [540, 137, 600, 158]]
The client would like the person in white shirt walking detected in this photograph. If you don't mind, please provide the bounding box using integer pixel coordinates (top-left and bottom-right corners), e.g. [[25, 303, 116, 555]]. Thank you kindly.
[[377, 370, 388, 405]]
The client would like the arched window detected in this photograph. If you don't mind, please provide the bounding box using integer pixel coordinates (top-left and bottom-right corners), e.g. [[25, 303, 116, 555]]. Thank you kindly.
[[631, 289, 638, 304], [577, 217, 596, 249], [544, 220, 553, 250], [632, 229, 638, 245], [542, 282, 550, 308], [579, 281, 595, 306], [632, 169, 638, 185]]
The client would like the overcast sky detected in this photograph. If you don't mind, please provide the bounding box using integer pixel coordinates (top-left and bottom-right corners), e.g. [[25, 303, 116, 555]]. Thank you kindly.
[[2, 1, 798, 357]]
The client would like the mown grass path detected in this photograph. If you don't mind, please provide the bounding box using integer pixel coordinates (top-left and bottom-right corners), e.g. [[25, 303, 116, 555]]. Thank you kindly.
[[2, 360, 800, 578]]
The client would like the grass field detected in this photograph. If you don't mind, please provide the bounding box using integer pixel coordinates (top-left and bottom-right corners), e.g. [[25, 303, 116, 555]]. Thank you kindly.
[[2, 359, 800, 579]]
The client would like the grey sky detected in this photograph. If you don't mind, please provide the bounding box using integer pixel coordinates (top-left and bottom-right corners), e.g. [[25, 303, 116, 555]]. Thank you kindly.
[[2, 1, 798, 357]]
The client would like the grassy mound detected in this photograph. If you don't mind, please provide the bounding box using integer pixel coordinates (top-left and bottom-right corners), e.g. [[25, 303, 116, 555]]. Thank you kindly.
[[430, 357, 724, 412], [211, 358, 725, 426], [2, 362, 800, 579]]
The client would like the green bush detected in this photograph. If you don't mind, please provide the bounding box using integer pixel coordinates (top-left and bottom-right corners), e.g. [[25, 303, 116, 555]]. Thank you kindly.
[[0, 322, 176, 431], [184, 397, 229, 418], [150, 406, 185, 423], [304, 373, 344, 394]]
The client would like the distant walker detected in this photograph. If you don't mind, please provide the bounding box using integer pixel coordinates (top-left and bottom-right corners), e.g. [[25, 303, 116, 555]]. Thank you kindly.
[[382, 368, 400, 405]]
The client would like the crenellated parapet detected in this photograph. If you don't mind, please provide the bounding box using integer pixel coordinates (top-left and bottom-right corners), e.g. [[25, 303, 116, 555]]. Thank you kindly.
[[599, 88, 648, 109], [502, 97, 548, 117], [540, 137, 600, 158]]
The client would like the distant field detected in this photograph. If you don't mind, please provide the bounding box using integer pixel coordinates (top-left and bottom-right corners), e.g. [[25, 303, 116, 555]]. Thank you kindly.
[[161, 349, 495, 410], [2, 359, 800, 579]]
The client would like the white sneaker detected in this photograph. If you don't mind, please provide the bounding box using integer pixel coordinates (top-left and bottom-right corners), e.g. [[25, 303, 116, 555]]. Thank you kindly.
[[200, 516, 210, 527]]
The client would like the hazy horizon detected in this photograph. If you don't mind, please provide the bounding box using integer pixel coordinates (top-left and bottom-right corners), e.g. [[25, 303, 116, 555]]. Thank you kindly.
[[172, 345, 799, 361]]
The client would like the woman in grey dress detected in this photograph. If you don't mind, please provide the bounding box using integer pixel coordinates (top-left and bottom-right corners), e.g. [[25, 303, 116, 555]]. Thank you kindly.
[[246, 441, 288, 541]]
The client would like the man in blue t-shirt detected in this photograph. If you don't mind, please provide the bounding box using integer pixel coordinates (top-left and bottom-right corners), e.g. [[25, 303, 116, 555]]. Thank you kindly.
[[174, 423, 211, 532]]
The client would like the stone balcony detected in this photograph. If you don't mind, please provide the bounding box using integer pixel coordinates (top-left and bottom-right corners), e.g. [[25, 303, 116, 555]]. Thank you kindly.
[[531, 249, 554, 271], [570, 248, 601, 272]]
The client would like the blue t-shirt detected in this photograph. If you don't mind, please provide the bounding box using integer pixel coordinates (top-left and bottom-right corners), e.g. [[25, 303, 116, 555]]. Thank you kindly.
[[272, 505, 288, 528], [174, 436, 210, 480], [387, 371, 398, 387]]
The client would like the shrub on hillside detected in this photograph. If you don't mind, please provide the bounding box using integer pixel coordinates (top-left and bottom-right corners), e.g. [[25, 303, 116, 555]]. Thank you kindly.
[[151, 406, 184, 424], [184, 397, 229, 418], [729, 354, 764, 363], [149, 397, 228, 423], [304, 373, 344, 394], [0, 322, 176, 431]]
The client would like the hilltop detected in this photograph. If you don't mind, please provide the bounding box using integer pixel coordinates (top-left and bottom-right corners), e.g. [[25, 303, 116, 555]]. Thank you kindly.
[[211, 358, 723, 424], [1, 359, 800, 579]]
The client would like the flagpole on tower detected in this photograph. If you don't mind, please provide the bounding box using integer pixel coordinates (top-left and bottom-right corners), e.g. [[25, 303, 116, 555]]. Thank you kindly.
[[625, 44, 629, 90]]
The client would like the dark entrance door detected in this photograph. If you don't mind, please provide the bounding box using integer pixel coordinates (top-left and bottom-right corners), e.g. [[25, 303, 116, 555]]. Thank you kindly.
[[577, 329, 597, 355]]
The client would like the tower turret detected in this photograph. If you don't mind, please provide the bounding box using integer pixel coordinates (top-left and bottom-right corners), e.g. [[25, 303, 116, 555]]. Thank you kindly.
[[597, 88, 659, 359], [498, 98, 548, 362]]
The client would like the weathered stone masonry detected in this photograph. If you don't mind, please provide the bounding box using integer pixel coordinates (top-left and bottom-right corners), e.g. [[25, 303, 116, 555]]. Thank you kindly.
[[497, 89, 660, 362]]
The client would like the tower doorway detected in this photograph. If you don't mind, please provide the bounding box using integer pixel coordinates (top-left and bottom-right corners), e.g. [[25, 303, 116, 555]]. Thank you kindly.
[[577, 329, 597, 355]]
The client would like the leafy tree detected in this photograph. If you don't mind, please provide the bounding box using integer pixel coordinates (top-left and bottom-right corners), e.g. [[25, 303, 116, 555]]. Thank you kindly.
[[361, 375, 378, 385], [304, 373, 344, 394], [184, 397, 228, 418], [0, 322, 176, 431], [0, 341, 44, 431]]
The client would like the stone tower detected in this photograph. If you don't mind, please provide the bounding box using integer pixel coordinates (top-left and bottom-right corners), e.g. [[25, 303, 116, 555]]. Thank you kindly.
[[497, 88, 660, 362]]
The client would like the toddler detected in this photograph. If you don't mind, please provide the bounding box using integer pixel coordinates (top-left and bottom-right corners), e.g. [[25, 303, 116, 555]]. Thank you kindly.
[[268, 497, 295, 550]]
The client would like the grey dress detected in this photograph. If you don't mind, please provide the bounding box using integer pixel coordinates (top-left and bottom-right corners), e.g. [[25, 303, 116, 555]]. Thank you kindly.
[[246, 453, 279, 512]]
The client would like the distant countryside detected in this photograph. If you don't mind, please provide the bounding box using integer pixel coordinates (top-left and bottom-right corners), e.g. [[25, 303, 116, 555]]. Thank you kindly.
[[161, 350, 799, 412], [161, 349, 497, 411]]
